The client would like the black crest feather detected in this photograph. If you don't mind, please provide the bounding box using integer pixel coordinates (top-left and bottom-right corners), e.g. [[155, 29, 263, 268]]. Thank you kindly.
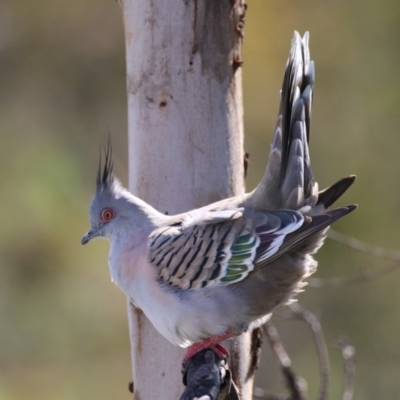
[[97, 137, 114, 190]]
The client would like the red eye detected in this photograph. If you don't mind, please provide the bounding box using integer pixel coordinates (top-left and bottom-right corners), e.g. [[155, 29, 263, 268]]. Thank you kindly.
[[100, 208, 115, 222]]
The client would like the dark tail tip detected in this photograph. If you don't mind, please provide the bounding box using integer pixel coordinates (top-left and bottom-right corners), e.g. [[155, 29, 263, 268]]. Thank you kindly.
[[317, 175, 356, 208]]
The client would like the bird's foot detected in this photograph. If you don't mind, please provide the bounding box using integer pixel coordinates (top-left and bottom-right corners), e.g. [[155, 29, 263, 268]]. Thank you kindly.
[[182, 332, 233, 370]]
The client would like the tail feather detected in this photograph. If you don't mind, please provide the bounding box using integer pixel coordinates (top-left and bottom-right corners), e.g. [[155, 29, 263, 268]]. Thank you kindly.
[[248, 31, 354, 213], [317, 176, 356, 208], [284, 204, 357, 256], [257, 204, 357, 268], [248, 32, 317, 211], [280, 32, 314, 190]]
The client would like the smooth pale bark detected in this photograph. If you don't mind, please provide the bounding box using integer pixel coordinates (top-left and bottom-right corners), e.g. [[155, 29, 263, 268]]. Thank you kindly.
[[122, 1, 249, 398]]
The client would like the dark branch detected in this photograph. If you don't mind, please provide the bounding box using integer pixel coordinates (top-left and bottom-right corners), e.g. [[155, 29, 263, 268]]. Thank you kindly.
[[263, 321, 307, 400], [288, 303, 329, 400], [246, 327, 263, 380], [309, 263, 399, 288], [180, 349, 241, 400], [244, 152, 250, 180]]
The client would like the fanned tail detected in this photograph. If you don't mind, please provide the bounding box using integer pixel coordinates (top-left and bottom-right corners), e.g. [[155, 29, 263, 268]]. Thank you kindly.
[[278, 32, 315, 210], [248, 32, 355, 212]]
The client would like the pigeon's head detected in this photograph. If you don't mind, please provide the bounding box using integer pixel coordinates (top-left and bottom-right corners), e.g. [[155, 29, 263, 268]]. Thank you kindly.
[[81, 144, 137, 245]]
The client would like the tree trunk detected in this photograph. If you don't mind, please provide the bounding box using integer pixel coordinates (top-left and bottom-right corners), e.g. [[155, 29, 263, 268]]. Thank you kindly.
[[122, 0, 249, 398]]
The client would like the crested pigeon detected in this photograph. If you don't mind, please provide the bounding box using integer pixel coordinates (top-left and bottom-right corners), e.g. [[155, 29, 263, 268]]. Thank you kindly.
[[82, 32, 356, 365]]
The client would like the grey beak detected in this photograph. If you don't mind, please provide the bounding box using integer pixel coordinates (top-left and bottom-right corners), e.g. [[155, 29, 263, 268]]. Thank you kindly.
[[81, 228, 98, 245]]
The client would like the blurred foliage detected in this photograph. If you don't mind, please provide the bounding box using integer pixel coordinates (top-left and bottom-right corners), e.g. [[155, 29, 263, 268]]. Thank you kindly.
[[0, 0, 399, 399]]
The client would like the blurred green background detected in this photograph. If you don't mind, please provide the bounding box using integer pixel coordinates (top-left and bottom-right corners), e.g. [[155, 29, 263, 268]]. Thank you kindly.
[[1, 1, 399, 399]]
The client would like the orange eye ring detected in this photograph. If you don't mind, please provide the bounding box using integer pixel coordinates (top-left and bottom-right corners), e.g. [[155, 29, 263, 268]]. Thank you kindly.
[[100, 208, 115, 222]]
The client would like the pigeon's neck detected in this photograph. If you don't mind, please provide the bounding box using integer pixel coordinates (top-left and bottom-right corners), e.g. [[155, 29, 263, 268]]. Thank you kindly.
[[108, 194, 165, 286], [124, 192, 167, 230]]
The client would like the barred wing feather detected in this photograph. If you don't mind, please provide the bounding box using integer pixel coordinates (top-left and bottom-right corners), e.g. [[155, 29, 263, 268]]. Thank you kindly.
[[148, 208, 308, 290]]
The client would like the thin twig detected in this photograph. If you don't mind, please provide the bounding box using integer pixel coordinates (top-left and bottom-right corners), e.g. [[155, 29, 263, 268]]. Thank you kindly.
[[308, 229, 400, 287], [263, 321, 308, 400], [253, 386, 289, 400], [288, 303, 330, 400], [308, 263, 399, 288], [328, 229, 400, 261], [333, 338, 356, 400]]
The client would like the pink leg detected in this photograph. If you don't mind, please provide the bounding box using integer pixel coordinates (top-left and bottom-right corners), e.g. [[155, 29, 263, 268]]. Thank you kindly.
[[183, 332, 234, 365]]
